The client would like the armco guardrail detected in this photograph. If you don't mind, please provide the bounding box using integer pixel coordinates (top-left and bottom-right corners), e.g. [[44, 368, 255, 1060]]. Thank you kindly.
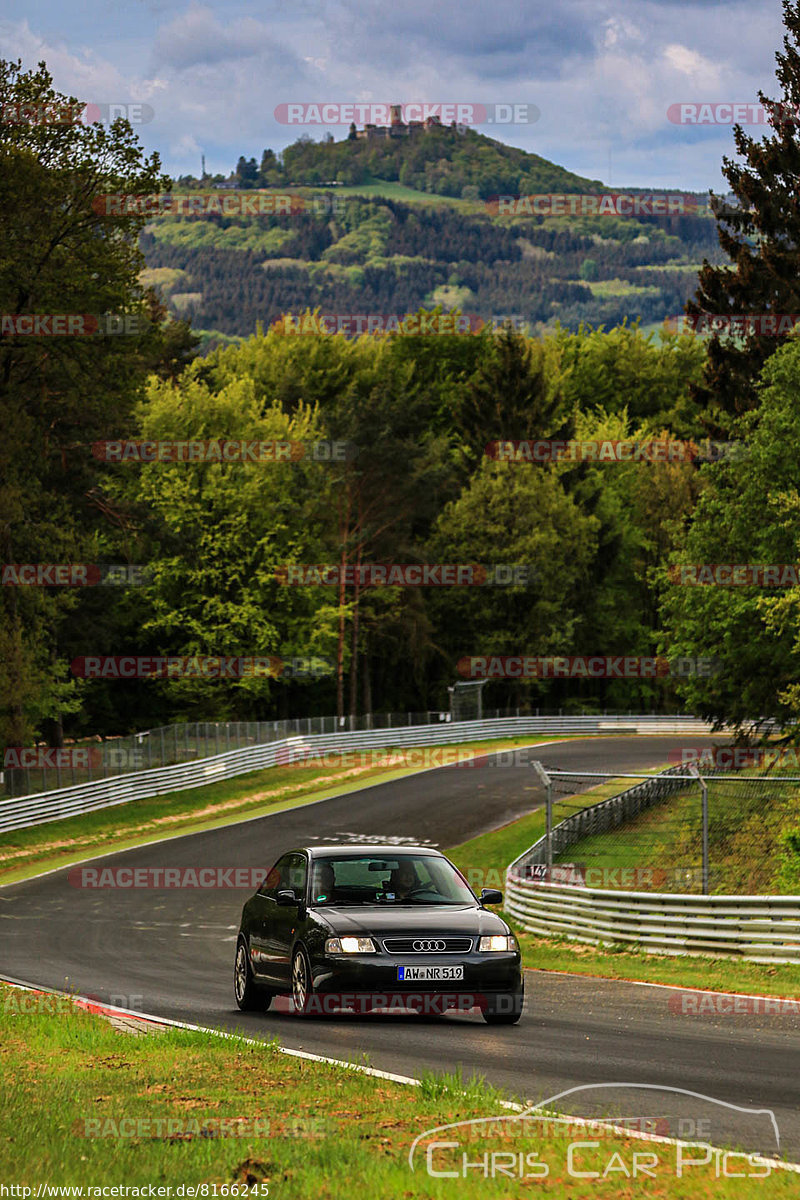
[[504, 879, 800, 963], [505, 764, 800, 963], [0, 713, 713, 833]]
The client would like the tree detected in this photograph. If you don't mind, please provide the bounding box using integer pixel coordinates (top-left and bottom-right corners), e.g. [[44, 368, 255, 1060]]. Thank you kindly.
[[688, 0, 800, 433], [553, 322, 706, 437], [114, 369, 336, 720], [661, 337, 800, 733], [0, 59, 168, 748], [236, 155, 258, 187], [453, 324, 571, 469], [314, 340, 453, 718], [425, 460, 599, 708]]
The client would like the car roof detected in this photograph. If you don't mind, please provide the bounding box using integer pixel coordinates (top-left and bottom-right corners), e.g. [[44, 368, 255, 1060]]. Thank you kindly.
[[305, 844, 446, 859]]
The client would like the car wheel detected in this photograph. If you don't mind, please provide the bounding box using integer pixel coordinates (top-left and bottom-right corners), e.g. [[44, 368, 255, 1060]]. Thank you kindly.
[[482, 989, 524, 1025], [234, 938, 271, 1012], [291, 945, 315, 1016]]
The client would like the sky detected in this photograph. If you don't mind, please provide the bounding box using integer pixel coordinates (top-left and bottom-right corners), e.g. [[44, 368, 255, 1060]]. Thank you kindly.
[[0, 0, 791, 190]]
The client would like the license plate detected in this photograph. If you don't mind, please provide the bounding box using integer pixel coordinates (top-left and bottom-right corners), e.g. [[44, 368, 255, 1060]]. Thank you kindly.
[[397, 965, 464, 982]]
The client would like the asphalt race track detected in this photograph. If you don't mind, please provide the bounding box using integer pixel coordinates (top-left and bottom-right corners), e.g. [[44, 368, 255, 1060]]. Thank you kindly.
[[2, 735, 799, 1162]]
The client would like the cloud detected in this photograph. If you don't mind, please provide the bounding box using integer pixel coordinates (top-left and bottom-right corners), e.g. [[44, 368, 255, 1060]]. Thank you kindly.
[[663, 42, 722, 84], [151, 5, 297, 71], [0, 20, 128, 99]]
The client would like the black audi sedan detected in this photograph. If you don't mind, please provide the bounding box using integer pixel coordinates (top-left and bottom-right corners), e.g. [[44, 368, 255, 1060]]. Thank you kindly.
[[234, 844, 523, 1023]]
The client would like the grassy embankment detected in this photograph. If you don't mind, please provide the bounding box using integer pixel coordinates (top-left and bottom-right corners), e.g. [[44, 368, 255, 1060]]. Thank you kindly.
[[1, 995, 795, 1195]]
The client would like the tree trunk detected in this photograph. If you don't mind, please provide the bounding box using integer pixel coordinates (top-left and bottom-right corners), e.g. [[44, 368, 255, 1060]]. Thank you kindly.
[[361, 633, 372, 726], [349, 543, 361, 721], [335, 485, 351, 721]]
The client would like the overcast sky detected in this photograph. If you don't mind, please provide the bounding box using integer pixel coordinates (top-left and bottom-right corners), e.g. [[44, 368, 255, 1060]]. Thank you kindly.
[[0, 0, 790, 190]]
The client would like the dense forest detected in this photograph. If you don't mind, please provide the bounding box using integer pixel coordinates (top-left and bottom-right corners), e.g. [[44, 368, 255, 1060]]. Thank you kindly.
[[142, 194, 721, 343]]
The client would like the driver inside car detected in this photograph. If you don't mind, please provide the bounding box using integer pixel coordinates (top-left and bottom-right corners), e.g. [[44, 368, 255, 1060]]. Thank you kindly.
[[388, 859, 421, 899]]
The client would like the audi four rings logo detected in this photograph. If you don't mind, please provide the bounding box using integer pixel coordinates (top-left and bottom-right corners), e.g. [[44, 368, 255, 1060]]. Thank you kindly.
[[412, 939, 446, 951]]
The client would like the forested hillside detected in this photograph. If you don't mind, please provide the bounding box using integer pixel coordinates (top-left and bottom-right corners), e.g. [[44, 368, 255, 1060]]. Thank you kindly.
[[233, 123, 602, 198], [142, 193, 721, 344]]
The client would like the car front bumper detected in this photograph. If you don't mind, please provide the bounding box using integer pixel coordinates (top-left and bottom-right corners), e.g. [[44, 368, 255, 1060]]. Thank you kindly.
[[310, 950, 523, 998]]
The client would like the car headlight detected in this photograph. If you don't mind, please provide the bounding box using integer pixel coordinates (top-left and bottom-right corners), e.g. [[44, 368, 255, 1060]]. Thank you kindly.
[[478, 935, 517, 952], [325, 936, 377, 954]]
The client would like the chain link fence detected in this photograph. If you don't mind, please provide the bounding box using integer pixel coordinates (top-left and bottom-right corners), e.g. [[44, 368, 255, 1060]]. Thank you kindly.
[[2, 707, 703, 801], [1, 712, 447, 799], [517, 762, 800, 896]]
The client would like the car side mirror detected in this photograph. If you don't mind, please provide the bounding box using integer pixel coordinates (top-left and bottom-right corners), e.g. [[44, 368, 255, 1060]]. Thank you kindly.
[[480, 888, 503, 905], [276, 889, 300, 906]]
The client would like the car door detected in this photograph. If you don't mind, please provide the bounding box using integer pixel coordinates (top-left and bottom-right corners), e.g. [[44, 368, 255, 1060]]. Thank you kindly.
[[270, 852, 309, 988], [248, 853, 291, 985]]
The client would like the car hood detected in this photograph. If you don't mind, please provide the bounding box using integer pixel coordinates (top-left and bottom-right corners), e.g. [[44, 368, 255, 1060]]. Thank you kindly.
[[315, 904, 509, 937]]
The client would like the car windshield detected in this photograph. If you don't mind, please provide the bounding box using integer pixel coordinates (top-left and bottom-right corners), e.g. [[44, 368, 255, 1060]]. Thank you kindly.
[[309, 854, 475, 907]]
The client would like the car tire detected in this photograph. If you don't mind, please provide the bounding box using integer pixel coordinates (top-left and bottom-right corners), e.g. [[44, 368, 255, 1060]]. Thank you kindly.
[[482, 989, 524, 1025], [234, 937, 271, 1012], [291, 944, 315, 1017]]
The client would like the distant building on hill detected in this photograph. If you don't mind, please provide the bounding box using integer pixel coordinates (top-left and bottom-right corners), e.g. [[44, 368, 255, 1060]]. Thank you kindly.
[[352, 105, 445, 140]]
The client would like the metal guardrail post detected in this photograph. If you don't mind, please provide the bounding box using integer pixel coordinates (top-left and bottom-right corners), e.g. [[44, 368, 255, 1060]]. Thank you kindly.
[[530, 760, 553, 874], [700, 773, 709, 896], [689, 765, 709, 894]]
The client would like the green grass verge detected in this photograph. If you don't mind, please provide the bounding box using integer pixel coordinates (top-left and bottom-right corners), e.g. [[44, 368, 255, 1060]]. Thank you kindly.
[[0, 736, 572, 888], [1, 993, 795, 1194]]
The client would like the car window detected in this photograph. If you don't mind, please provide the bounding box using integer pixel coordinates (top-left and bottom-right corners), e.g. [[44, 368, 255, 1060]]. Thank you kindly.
[[286, 853, 307, 897], [258, 853, 293, 898], [308, 855, 474, 905]]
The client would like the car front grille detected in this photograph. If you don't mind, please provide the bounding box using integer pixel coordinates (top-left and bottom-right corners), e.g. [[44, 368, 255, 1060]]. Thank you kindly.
[[381, 936, 473, 954]]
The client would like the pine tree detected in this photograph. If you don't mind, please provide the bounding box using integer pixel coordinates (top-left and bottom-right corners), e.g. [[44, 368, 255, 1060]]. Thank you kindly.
[[689, 0, 800, 434]]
